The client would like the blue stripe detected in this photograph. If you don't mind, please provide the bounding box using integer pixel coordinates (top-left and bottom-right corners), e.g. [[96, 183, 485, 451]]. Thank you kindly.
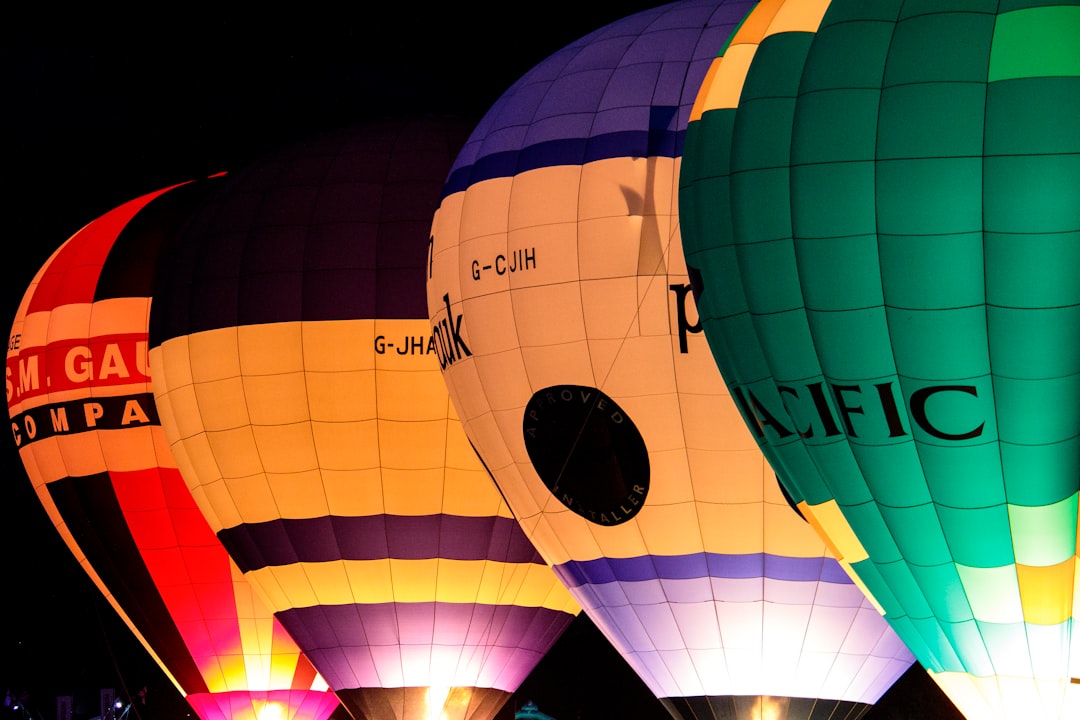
[[553, 553, 854, 588]]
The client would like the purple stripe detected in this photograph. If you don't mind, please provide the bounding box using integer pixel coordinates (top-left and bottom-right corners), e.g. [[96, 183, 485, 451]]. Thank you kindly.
[[552, 554, 854, 589], [218, 514, 543, 573], [276, 603, 575, 691]]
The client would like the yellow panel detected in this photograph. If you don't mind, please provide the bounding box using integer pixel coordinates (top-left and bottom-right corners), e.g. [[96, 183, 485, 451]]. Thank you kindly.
[[220, 474, 278, 525], [193, 376, 251, 431], [540, 510, 600, 564], [54, 430, 107, 478], [1017, 558, 1074, 625], [98, 423, 158, 471], [311, 419, 381, 471], [266, 469, 331, 520], [373, 319, 437, 372], [160, 382, 206, 442], [187, 327, 242, 383], [508, 165, 581, 229], [243, 372, 310, 426], [302, 319, 375, 372], [197, 477, 236, 532], [378, 419, 448, 470], [206, 426, 267, 479], [646, 448, 694, 506], [44, 303, 91, 345], [320, 468, 386, 516], [20, 436, 65, 485], [637, 501, 706, 556], [88, 297, 150, 337], [443, 421, 487, 471], [441, 467, 506, 518], [621, 390, 683, 449], [801, 500, 870, 564], [150, 341, 192, 400], [15, 309, 50, 349], [182, 432, 227, 496], [688, 448, 767, 504], [251, 422, 318, 474], [380, 467, 444, 516], [298, 562, 353, 606], [376, 369, 450, 421], [770, 0, 831, 35], [763, 501, 828, 558], [698, 499, 761, 556], [238, 322, 304, 375], [459, 177, 511, 241], [956, 564, 1024, 623]]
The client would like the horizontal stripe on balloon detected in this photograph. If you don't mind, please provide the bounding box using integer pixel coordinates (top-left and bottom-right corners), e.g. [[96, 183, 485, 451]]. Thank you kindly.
[[218, 515, 544, 572], [277, 602, 575, 691], [443, 129, 684, 197], [553, 552, 853, 588], [247, 559, 580, 614]]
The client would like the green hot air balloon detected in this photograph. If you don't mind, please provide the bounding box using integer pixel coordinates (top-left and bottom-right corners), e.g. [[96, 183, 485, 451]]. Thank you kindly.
[[679, 1, 1080, 719]]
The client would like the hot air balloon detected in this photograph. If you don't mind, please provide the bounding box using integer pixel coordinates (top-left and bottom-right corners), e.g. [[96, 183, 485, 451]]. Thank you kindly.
[[679, 1, 1080, 718], [146, 117, 581, 720], [5, 178, 340, 720], [426, 2, 915, 719]]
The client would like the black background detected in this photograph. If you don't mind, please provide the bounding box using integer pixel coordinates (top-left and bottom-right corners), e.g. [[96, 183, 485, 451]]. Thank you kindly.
[[3, 6, 963, 719]]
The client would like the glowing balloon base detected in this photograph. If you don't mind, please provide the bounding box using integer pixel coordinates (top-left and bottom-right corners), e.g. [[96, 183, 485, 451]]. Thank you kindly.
[[334, 687, 511, 720], [185, 691, 341, 720], [661, 695, 870, 720]]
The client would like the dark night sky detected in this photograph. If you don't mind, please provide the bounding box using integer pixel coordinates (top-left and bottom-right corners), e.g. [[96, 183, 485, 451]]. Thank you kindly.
[[3, 7, 963, 720]]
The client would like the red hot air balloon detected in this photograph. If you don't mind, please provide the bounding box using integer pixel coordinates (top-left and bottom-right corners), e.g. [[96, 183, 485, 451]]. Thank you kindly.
[[5, 178, 341, 720], [147, 118, 580, 720]]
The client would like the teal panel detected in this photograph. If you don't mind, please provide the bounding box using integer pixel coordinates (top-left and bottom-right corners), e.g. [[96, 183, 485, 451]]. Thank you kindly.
[[791, 88, 878, 165], [1000, 438, 1080, 506], [844, 501, 903, 564], [730, 97, 795, 176], [936, 619, 994, 676], [876, 614, 940, 671], [818, 1, 902, 25], [856, 442, 931, 507], [908, 562, 974, 622], [790, 161, 877, 241], [875, 157, 983, 237], [897, 376, 995, 447], [878, 503, 953, 565], [798, 20, 893, 92], [985, 230, 1080, 309], [886, 307, 989, 381], [989, 5, 1080, 81], [772, 441, 835, 506], [993, 374, 1080, 446], [752, 308, 821, 383], [977, 621, 1035, 676], [737, 238, 802, 314], [997, 0, 1080, 12], [898, 0, 998, 17], [920, 441, 1006, 508], [740, 32, 813, 101], [988, 305, 1080, 380], [884, 11, 994, 85], [878, 232, 984, 310], [713, 314, 771, 384], [877, 82, 985, 159], [730, 166, 791, 244], [807, 307, 896, 380], [795, 234, 883, 312], [1008, 495, 1078, 566], [983, 153, 1080, 234], [906, 615, 964, 673], [696, 245, 748, 321], [937, 504, 1015, 568], [807, 442, 871, 505], [986, 78, 1080, 155]]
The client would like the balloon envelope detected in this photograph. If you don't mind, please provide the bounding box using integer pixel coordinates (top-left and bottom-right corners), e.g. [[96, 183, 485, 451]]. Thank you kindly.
[[679, 2, 1080, 718], [5, 179, 340, 720], [427, 2, 914, 719], [147, 118, 580, 720]]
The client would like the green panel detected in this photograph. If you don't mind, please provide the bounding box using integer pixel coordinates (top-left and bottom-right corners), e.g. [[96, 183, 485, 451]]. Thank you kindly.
[[1000, 438, 1080, 506], [730, 166, 791, 245], [989, 5, 1080, 81], [1008, 494, 1078, 566], [773, 440, 835, 506], [731, 97, 795, 176], [818, 0, 902, 25], [791, 89, 878, 165], [737, 238, 802, 314], [936, 619, 994, 676], [978, 621, 1035, 676], [984, 153, 1080, 234], [695, 245, 748, 321], [851, 555, 907, 621], [884, 11, 994, 85], [886, 307, 989, 381], [875, 157, 983, 236], [795, 234, 883, 312], [855, 442, 932, 508], [920, 441, 1006, 508], [985, 230, 1080, 309], [844, 501, 903, 564], [790, 161, 877, 241], [998, 0, 1080, 12], [993, 374, 1080, 446], [908, 562, 974, 622], [879, 503, 954, 565], [798, 20, 893, 92], [807, 307, 896, 381], [986, 77, 1080, 155], [905, 615, 963, 672], [956, 564, 1024, 622], [752, 308, 822, 384], [807, 442, 872, 505], [875, 614, 940, 671], [712, 314, 771, 384], [878, 232, 984, 310], [937, 504, 1015, 568], [988, 305, 1080, 379], [898, 0, 998, 17], [877, 82, 985, 159], [740, 32, 814, 101]]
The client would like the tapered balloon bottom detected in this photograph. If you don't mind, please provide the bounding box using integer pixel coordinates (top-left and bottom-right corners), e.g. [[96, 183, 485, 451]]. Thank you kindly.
[[660, 695, 871, 720], [185, 689, 341, 720], [335, 686, 511, 720]]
